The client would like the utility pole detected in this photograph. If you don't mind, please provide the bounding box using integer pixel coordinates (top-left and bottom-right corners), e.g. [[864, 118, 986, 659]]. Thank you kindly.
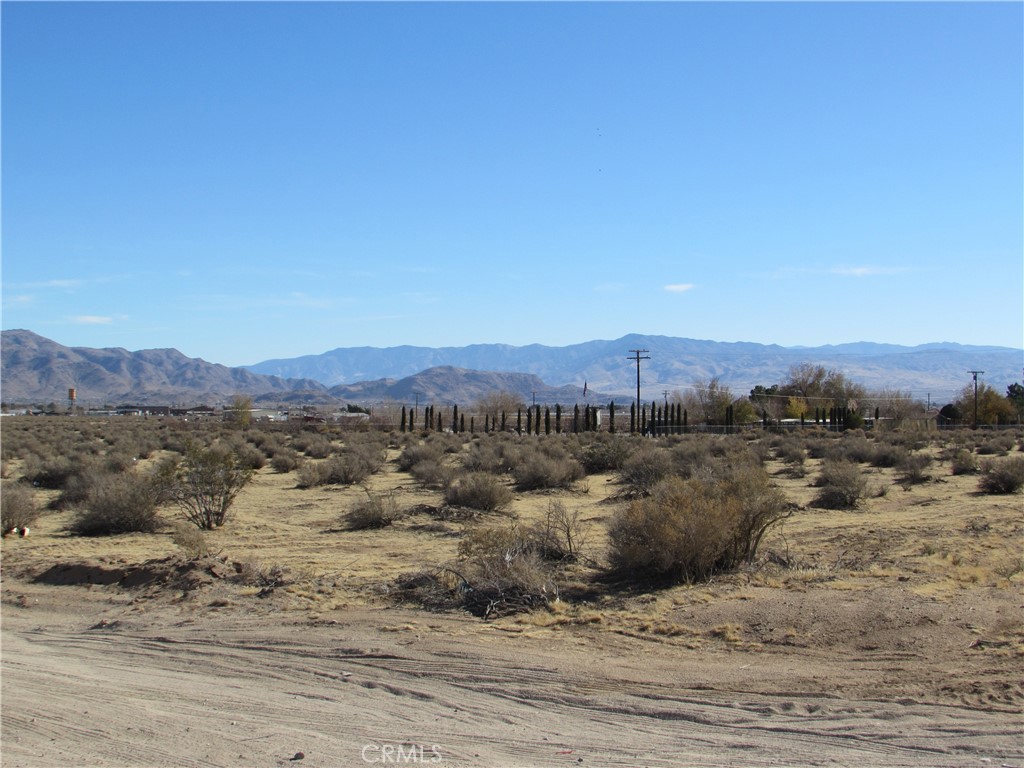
[[628, 349, 650, 413], [968, 371, 984, 429]]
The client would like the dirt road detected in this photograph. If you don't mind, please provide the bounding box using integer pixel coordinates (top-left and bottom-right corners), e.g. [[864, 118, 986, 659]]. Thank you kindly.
[[3, 592, 1020, 768]]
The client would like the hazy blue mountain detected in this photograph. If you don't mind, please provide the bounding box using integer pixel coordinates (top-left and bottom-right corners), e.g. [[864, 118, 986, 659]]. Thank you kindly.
[[0, 330, 328, 406], [327, 366, 594, 405], [248, 333, 1023, 399], [4, 329, 1020, 407]]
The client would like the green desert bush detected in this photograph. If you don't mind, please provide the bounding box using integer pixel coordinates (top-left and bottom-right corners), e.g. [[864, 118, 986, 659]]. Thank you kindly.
[[444, 471, 512, 513], [1, 483, 39, 533], [813, 459, 868, 509], [978, 457, 1024, 494]]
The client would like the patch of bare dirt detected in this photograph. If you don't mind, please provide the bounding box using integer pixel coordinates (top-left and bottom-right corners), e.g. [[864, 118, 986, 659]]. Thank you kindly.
[[2, 437, 1022, 767]]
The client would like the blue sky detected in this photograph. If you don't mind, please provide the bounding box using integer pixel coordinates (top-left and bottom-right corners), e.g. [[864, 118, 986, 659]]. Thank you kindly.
[[3, 1, 1021, 367]]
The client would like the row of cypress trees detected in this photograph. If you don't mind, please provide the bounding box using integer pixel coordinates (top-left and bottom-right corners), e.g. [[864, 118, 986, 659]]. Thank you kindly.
[[398, 403, 613, 435]]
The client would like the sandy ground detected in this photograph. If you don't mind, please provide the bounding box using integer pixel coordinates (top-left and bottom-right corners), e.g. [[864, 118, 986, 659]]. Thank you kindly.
[[2, 435, 1023, 767]]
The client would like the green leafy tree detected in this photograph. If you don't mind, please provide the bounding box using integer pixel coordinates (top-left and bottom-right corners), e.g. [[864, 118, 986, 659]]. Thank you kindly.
[[683, 377, 733, 425], [1007, 383, 1024, 422], [955, 382, 1015, 426], [227, 395, 253, 428]]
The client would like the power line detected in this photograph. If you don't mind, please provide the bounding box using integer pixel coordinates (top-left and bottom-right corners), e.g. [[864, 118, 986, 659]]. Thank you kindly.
[[627, 349, 649, 408]]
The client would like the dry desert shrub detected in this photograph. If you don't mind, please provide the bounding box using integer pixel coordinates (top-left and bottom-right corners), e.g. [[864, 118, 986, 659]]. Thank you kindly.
[[229, 441, 267, 471], [461, 437, 517, 475], [397, 441, 445, 472], [1, 482, 39, 533], [21, 454, 86, 490], [173, 443, 253, 530], [775, 437, 807, 474], [527, 500, 590, 562], [409, 458, 454, 489], [70, 470, 165, 536], [668, 438, 716, 478], [511, 443, 584, 491], [456, 524, 559, 617], [571, 433, 635, 473], [618, 444, 674, 497], [608, 467, 789, 584], [950, 449, 979, 476], [897, 453, 932, 485], [293, 432, 334, 459], [978, 435, 1014, 456], [296, 444, 384, 488], [813, 459, 867, 509], [978, 457, 1024, 494], [870, 442, 907, 468], [344, 490, 405, 530], [270, 448, 302, 473], [444, 471, 512, 513], [170, 521, 212, 559]]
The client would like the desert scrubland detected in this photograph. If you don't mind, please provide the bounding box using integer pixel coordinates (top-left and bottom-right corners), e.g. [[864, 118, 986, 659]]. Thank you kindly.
[[1, 416, 1022, 767]]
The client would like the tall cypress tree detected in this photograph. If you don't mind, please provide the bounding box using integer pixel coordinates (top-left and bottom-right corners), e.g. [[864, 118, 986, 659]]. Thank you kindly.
[[609, 401, 615, 434], [555, 403, 562, 434], [400, 405, 407, 433], [573, 404, 580, 433]]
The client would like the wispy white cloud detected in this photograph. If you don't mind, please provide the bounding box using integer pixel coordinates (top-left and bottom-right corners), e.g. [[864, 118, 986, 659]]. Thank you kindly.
[[399, 292, 441, 304], [830, 266, 907, 277], [71, 315, 114, 325], [37, 278, 87, 289], [4, 294, 34, 306], [284, 292, 332, 309], [664, 283, 695, 293]]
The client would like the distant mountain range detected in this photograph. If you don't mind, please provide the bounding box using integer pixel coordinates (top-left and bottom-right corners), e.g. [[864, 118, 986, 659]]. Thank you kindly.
[[2, 329, 1020, 407], [246, 333, 1021, 400]]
